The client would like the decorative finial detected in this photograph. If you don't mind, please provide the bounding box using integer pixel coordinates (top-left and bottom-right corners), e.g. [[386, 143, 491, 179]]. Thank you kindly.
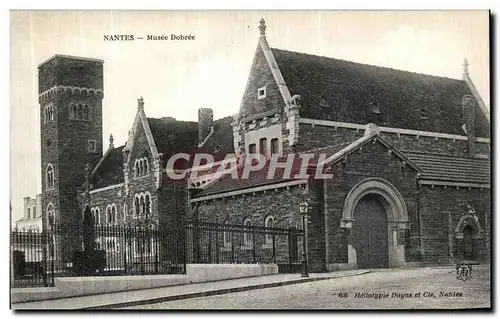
[[259, 18, 266, 37], [109, 134, 114, 149], [463, 58, 469, 78], [138, 96, 144, 109]]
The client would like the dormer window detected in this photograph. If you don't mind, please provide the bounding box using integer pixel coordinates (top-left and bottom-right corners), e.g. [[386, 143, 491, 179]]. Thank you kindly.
[[257, 86, 266, 100]]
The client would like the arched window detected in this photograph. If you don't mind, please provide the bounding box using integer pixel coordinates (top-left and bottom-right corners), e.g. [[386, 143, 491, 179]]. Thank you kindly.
[[83, 105, 89, 120], [106, 204, 117, 224], [123, 202, 127, 221], [140, 196, 145, 215], [92, 207, 100, 225], [134, 197, 140, 217], [77, 104, 83, 119], [46, 164, 55, 189], [265, 215, 274, 245], [243, 218, 253, 246], [47, 203, 55, 228], [145, 194, 150, 217], [134, 158, 149, 178], [70, 104, 76, 119]]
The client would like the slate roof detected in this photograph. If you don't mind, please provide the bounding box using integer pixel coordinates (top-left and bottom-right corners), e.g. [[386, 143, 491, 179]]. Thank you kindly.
[[405, 152, 490, 184], [147, 116, 234, 169], [271, 48, 490, 137], [90, 145, 125, 189], [195, 140, 359, 197]]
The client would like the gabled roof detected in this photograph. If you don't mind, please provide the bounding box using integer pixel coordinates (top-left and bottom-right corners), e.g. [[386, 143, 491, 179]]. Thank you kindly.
[[405, 152, 490, 184], [271, 48, 489, 137], [90, 145, 125, 189], [318, 132, 422, 173]]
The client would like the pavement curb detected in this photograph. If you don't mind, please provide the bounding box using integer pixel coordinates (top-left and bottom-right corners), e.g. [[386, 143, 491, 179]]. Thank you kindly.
[[83, 270, 370, 310]]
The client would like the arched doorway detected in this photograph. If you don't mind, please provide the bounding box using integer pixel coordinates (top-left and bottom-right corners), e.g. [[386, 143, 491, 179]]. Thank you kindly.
[[340, 178, 409, 268], [352, 194, 388, 268], [462, 225, 475, 260]]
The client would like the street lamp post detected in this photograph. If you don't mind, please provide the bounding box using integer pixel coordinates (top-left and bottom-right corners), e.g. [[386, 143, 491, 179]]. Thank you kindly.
[[299, 200, 310, 278]]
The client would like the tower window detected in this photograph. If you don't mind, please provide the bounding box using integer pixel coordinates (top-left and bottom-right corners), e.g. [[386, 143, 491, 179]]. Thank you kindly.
[[47, 203, 55, 229], [257, 86, 266, 100], [83, 105, 89, 121], [88, 139, 97, 153], [46, 164, 55, 189], [70, 104, 76, 119], [44, 103, 54, 124], [77, 104, 83, 120]]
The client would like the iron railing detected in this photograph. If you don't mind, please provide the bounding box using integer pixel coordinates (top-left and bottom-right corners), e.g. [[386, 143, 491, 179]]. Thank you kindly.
[[10, 221, 303, 288], [185, 221, 303, 273]]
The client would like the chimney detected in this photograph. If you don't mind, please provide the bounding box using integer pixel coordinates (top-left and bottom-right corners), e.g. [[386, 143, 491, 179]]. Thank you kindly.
[[198, 108, 214, 143], [462, 95, 476, 156]]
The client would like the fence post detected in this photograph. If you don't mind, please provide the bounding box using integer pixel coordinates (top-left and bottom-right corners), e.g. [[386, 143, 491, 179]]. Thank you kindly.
[[272, 234, 276, 263], [231, 227, 235, 263], [288, 227, 293, 273], [215, 225, 220, 263], [42, 230, 48, 287], [252, 228, 256, 263]]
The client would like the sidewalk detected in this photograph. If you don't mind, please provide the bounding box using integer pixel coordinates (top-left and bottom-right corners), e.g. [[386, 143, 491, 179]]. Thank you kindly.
[[12, 269, 369, 310]]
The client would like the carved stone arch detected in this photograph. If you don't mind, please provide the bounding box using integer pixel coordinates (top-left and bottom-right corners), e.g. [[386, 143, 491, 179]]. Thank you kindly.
[[341, 177, 408, 228], [89, 90, 95, 97], [73, 87, 81, 95], [81, 89, 88, 96], [455, 215, 483, 239]]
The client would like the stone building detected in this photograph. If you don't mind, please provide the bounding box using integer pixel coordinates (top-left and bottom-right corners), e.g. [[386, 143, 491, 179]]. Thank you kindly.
[[189, 19, 491, 272], [15, 194, 43, 232], [37, 19, 490, 271]]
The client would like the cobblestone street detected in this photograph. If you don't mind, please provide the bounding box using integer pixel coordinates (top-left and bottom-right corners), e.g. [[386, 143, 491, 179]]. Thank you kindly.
[[126, 265, 490, 310]]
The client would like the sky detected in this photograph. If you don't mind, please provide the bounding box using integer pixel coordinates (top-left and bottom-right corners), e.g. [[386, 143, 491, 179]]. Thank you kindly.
[[9, 10, 490, 223]]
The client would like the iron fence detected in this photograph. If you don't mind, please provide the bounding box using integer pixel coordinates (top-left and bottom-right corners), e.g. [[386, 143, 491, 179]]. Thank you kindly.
[[10, 220, 303, 288], [185, 220, 303, 273], [10, 223, 186, 288]]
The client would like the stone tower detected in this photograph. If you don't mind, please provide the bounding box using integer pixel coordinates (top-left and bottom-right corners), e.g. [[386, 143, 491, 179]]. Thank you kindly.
[[38, 55, 104, 231]]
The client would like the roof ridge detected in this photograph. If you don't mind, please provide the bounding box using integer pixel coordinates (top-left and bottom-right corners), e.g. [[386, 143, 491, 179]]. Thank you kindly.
[[271, 47, 464, 83], [299, 141, 352, 154], [405, 151, 490, 161]]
